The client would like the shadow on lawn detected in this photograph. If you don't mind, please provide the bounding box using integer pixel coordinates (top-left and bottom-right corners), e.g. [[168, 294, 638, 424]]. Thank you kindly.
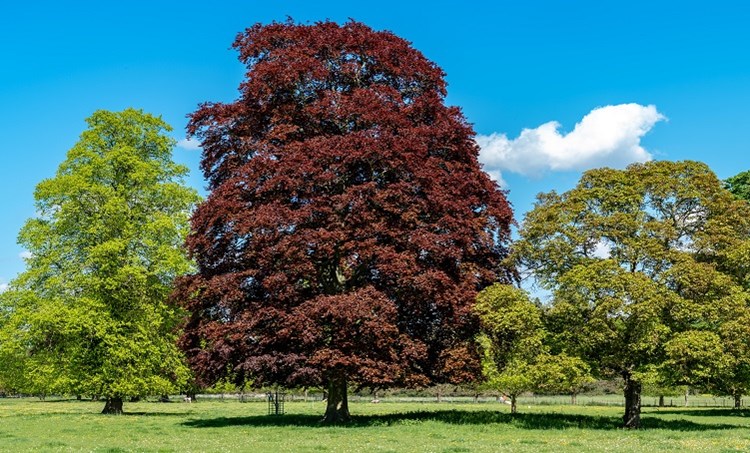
[[182, 410, 741, 431], [122, 411, 191, 417], [650, 408, 750, 418]]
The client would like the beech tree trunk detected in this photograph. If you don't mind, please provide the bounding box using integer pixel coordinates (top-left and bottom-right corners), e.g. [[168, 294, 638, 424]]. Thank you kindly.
[[734, 392, 742, 409], [623, 373, 641, 429], [322, 376, 350, 423], [102, 396, 124, 415], [510, 394, 517, 414], [685, 387, 689, 407]]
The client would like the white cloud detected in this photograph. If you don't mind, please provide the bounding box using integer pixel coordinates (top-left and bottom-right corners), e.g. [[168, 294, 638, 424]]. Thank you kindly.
[[19, 251, 32, 260], [477, 103, 665, 184], [177, 137, 202, 151], [0, 283, 7, 293]]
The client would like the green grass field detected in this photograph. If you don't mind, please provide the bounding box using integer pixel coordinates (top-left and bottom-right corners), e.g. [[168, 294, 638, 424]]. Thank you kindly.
[[1, 398, 749, 452]]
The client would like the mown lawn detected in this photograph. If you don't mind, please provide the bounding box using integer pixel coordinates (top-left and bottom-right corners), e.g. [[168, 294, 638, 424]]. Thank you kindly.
[[0, 398, 749, 452]]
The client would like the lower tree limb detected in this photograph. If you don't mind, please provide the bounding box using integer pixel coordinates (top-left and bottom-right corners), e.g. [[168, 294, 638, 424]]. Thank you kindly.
[[623, 374, 641, 429], [322, 376, 351, 423], [101, 396, 124, 415]]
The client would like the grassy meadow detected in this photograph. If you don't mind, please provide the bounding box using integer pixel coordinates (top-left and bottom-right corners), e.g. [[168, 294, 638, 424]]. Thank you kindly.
[[0, 397, 749, 452]]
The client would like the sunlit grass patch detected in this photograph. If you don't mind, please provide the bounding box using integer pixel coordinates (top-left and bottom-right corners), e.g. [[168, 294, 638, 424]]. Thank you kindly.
[[0, 398, 748, 451]]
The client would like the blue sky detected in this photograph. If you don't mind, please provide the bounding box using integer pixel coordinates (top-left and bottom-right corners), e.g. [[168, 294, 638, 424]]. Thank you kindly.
[[1, 1, 749, 286]]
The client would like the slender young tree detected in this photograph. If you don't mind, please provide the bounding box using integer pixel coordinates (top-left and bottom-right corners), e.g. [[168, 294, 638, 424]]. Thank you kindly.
[[0, 109, 200, 414], [475, 285, 544, 414], [475, 284, 592, 412], [174, 20, 513, 422]]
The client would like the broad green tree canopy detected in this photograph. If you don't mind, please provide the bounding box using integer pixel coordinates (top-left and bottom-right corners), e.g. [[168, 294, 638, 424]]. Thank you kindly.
[[513, 160, 750, 428], [0, 109, 200, 413]]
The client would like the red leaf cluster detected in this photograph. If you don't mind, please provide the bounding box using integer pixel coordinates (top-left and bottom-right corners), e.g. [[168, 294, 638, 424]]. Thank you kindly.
[[174, 20, 514, 390]]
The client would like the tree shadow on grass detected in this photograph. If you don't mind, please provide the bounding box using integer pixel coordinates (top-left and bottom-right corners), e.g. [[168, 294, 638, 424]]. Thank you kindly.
[[182, 410, 742, 431], [121, 412, 192, 417], [649, 408, 750, 418]]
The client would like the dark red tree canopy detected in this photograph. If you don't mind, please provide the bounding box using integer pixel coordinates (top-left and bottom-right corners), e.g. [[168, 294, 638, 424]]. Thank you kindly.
[[175, 20, 514, 391]]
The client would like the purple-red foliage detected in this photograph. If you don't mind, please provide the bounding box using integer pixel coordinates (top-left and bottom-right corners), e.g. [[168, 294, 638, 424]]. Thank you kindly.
[[174, 20, 514, 390]]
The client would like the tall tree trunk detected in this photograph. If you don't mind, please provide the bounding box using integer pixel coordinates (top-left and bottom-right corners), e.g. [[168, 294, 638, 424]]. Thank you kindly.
[[734, 392, 742, 409], [684, 387, 689, 407], [102, 396, 124, 415], [658, 395, 664, 407], [623, 373, 641, 429], [322, 376, 350, 423], [187, 392, 197, 402], [510, 394, 517, 414], [571, 393, 577, 405]]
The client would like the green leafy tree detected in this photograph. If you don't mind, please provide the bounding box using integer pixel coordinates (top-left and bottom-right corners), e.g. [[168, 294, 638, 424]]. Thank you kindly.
[[514, 161, 750, 428], [480, 352, 534, 414], [660, 262, 750, 408], [707, 313, 750, 408], [0, 109, 200, 413], [475, 285, 593, 411], [725, 170, 750, 202], [475, 284, 545, 414], [639, 366, 686, 407], [532, 353, 593, 405]]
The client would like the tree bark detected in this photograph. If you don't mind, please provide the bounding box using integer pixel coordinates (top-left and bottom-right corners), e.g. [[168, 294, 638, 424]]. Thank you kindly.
[[571, 393, 577, 405], [187, 392, 197, 402], [685, 387, 689, 407], [734, 392, 742, 409], [322, 376, 350, 423], [623, 373, 641, 429], [102, 396, 124, 415], [510, 394, 517, 414], [658, 395, 664, 407]]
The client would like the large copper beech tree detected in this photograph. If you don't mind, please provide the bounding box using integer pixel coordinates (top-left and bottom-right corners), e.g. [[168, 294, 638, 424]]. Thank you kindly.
[[174, 20, 513, 422]]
